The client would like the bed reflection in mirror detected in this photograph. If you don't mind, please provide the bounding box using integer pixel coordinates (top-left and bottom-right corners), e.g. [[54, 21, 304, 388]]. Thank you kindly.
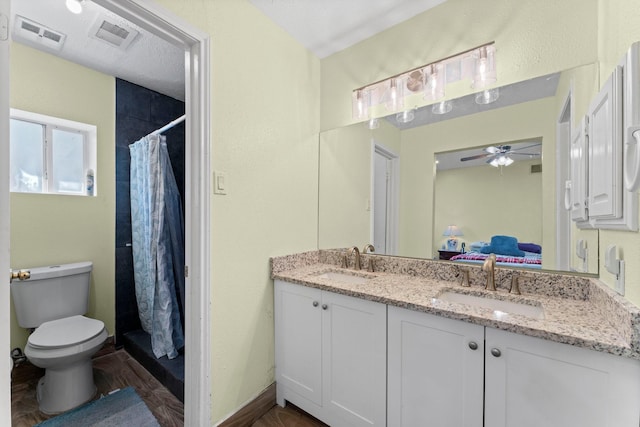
[[434, 141, 543, 270]]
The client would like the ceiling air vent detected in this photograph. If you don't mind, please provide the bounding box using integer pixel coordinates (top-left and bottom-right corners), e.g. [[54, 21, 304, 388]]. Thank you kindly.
[[13, 16, 66, 51], [90, 17, 139, 51], [531, 164, 542, 174]]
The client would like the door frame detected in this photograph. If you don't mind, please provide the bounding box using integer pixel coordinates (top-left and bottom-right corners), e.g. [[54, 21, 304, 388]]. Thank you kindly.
[[556, 86, 572, 271], [370, 142, 399, 255], [1, 0, 11, 424], [3, 0, 212, 424]]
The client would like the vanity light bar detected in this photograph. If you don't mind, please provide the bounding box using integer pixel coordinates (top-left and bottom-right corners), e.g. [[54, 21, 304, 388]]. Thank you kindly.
[[352, 42, 496, 119]]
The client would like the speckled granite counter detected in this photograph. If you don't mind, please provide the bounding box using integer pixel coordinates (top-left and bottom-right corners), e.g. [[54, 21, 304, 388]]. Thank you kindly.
[[271, 250, 640, 360]]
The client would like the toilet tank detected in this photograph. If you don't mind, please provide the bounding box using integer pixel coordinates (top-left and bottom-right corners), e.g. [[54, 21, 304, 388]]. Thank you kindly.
[[10, 262, 93, 328]]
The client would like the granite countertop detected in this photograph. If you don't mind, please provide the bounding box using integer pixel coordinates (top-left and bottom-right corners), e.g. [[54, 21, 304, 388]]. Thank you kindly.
[[271, 251, 640, 360]]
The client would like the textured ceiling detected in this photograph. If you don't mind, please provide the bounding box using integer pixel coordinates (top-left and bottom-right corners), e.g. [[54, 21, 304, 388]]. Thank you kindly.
[[10, 1, 448, 100], [248, 0, 447, 58], [10, 0, 185, 101]]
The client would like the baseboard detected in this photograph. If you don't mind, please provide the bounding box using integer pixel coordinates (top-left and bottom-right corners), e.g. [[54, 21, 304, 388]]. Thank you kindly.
[[217, 383, 276, 427]]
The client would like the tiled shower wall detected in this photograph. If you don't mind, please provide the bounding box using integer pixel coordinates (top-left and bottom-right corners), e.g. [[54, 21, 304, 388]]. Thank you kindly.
[[115, 78, 185, 345]]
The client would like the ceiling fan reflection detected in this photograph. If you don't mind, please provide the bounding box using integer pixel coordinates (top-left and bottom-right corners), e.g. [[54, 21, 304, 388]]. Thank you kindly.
[[460, 143, 542, 164]]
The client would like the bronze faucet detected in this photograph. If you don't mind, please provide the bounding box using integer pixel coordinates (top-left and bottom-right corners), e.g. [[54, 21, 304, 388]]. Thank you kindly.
[[362, 244, 375, 254], [348, 246, 361, 270], [482, 253, 497, 291]]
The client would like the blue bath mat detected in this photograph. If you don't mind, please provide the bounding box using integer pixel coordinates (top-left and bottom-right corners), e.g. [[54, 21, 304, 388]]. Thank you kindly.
[[35, 387, 160, 427]]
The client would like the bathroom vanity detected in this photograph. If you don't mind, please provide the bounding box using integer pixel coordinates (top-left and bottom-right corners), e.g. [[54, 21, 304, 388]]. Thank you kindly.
[[272, 250, 640, 427]]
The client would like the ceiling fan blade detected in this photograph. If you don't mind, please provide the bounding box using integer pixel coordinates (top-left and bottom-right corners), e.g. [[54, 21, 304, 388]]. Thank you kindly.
[[461, 153, 490, 161], [510, 152, 541, 156], [508, 143, 542, 153]]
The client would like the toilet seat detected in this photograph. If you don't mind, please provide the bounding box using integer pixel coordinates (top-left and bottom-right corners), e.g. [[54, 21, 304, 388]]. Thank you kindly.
[[28, 315, 105, 349]]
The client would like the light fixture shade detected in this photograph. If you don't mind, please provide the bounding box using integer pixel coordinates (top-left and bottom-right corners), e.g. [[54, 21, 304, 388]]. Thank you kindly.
[[352, 89, 371, 120], [472, 45, 497, 89], [443, 225, 463, 237], [475, 88, 500, 105], [490, 155, 514, 167], [368, 117, 380, 130], [385, 78, 404, 112], [396, 109, 414, 123], [432, 100, 452, 115], [66, 0, 84, 14], [423, 63, 445, 102]]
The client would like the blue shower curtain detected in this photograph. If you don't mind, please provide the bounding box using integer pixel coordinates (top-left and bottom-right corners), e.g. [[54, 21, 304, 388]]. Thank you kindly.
[[129, 134, 185, 359]]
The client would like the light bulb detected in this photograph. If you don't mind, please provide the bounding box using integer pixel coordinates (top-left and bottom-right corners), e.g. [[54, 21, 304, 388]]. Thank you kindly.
[[396, 110, 414, 123], [472, 45, 497, 89], [385, 78, 404, 111], [352, 88, 371, 120], [66, 0, 84, 14], [432, 100, 452, 115], [424, 64, 445, 102], [475, 88, 499, 105]]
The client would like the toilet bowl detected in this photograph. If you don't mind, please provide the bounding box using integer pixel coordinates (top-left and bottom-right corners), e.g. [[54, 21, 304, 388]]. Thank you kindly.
[[25, 315, 107, 414], [10, 261, 108, 414]]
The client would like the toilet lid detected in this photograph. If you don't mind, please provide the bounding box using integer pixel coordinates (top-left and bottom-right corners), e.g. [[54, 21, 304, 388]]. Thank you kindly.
[[28, 315, 105, 349]]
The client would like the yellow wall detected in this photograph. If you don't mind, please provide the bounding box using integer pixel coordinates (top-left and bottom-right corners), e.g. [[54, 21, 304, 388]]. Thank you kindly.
[[319, 120, 400, 249], [597, 0, 640, 304], [320, 0, 598, 131], [9, 44, 115, 350], [434, 159, 542, 250], [153, 0, 320, 422]]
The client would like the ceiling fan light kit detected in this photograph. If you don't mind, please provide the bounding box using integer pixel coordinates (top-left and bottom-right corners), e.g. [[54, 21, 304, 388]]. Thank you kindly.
[[459, 142, 542, 168]]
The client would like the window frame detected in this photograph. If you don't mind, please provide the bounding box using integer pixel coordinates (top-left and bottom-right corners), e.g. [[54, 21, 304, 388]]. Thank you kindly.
[[10, 108, 97, 196]]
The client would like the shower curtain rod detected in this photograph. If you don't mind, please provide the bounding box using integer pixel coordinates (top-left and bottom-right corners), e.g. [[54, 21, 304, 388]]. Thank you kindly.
[[147, 114, 186, 137]]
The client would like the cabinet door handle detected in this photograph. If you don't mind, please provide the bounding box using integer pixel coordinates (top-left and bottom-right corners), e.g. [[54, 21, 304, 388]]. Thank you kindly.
[[312, 301, 319, 307], [468, 341, 478, 350], [491, 348, 502, 357], [322, 304, 328, 310]]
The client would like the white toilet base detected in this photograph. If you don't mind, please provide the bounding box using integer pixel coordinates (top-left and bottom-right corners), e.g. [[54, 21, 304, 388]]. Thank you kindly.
[[36, 358, 97, 414]]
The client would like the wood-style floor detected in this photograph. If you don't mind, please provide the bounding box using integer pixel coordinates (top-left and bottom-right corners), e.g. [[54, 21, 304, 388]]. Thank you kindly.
[[11, 346, 324, 427], [11, 348, 183, 427]]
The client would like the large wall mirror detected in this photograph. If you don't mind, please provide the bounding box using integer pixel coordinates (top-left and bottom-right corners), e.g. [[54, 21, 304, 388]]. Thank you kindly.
[[319, 63, 600, 275]]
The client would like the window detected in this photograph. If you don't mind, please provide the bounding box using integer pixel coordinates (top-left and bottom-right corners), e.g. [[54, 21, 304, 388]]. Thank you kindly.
[[10, 109, 97, 195]]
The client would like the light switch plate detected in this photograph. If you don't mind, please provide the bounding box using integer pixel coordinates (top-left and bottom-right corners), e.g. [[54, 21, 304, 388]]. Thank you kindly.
[[213, 171, 227, 195]]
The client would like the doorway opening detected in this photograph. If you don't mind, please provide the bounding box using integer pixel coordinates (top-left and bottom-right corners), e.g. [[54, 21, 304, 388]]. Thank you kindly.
[[371, 143, 399, 255]]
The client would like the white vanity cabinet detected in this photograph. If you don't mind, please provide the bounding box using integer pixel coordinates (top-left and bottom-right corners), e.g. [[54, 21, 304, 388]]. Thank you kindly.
[[485, 328, 640, 427], [387, 306, 485, 427], [274, 280, 387, 427], [387, 306, 640, 427]]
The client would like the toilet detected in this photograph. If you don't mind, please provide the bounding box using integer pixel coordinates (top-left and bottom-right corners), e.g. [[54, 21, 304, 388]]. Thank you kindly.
[[10, 261, 107, 414]]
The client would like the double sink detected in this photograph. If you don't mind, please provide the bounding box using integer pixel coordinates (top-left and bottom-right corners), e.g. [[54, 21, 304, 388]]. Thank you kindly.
[[313, 270, 545, 320]]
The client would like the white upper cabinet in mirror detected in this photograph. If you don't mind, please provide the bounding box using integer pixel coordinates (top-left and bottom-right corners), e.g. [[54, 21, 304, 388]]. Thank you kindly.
[[318, 64, 600, 275], [568, 44, 639, 232]]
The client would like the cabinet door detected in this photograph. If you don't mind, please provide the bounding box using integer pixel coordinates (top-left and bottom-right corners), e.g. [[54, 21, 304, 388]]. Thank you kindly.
[[485, 328, 640, 427], [570, 117, 588, 222], [322, 291, 387, 427], [387, 306, 484, 427], [274, 280, 323, 408], [588, 66, 622, 219]]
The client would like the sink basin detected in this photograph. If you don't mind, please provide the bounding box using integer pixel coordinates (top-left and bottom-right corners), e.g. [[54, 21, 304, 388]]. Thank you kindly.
[[314, 271, 371, 285], [436, 290, 544, 319]]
